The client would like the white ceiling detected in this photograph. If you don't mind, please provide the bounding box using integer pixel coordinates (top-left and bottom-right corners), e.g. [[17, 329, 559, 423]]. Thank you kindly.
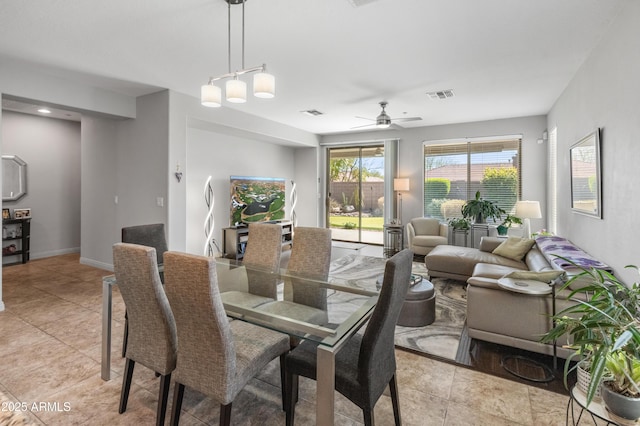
[[0, 0, 627, 135]]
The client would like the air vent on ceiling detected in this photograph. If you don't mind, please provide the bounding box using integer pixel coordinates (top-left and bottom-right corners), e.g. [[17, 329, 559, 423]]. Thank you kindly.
[[301, 109, 324, 116], [427, 89, 455, 100], [348, 0, 379, 8]]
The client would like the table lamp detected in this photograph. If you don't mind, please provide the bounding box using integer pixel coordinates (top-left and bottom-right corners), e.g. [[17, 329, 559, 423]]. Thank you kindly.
[[515, 200, 542, 239], [393, 178, 410, 225]]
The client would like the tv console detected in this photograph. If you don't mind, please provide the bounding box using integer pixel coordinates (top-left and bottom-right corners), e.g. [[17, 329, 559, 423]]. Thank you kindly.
[[222, 221, 293, 260]]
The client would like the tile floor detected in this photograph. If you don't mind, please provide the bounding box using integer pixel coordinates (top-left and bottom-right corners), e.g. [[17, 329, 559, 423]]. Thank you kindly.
[[0, 253, 590, 425]]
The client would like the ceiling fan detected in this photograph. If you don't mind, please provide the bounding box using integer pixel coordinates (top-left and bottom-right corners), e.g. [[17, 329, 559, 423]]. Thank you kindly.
[[352, 101, 422, 129]]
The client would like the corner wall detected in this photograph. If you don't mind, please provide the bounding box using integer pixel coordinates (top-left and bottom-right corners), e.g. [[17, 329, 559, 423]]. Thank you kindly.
[[547, 1, 640, 283]]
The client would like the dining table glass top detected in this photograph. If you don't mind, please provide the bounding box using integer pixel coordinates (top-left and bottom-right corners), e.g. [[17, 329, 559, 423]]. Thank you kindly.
[[214, 258, 379, 348]]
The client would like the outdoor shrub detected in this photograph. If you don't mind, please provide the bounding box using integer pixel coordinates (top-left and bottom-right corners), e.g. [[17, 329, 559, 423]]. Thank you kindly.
[[425, 178, 451, 200], [482, 167, 518, 211], [441, 199, 466, 219]]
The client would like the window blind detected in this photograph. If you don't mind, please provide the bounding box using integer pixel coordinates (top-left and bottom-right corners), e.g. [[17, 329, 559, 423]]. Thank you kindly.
[[424, 138, 521, 221]]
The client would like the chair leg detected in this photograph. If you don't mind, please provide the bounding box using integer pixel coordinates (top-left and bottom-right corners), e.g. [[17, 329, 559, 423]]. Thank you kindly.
[[156, 373, 171, 426], [363, 408, 375, 426], [220, 403, 232, 426], [285, 373, 298, 426], [119, 358, 135, 414], [121, 313, 128, 358], [389, 373, 402, 426], [279, 354, 286, 411], [170, 382, 185, 426]]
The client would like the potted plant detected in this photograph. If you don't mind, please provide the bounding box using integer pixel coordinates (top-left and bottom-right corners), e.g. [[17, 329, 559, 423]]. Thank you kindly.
[[497, 214, 522, 236], [448, 217, 470, 230], [541, 262, 640, 420], [461, 191, 505, 224]]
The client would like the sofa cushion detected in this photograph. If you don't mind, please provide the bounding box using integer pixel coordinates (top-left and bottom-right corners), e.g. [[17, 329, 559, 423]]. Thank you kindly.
[[411, 218, 441, 235], [479, 237, 505, 253], [426, 245, 527, 279], [412, 235, 448, 248], [471, 263, 522, 280], [492, 237, 535, 261]]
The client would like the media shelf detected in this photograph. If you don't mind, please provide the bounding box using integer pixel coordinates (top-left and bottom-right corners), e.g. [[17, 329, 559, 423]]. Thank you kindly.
[[2, 217, 31, 265], [222, 221, 293, 260]]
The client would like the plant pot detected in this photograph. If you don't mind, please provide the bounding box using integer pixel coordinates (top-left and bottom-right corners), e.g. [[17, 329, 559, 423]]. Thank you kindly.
[[601, 381, 640, 421], [475, 213, 485, 224], [497, 225, 508, 236], [576, 362, 601, 400]]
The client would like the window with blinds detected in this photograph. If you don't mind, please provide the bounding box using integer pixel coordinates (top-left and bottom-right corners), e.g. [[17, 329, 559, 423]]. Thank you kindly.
[[423, 138, 522, 221]]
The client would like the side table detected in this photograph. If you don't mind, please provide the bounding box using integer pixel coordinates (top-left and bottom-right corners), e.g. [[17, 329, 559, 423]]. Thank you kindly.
[[383, 224, 404, 258], [497, 277, 558, 382], [567, 386, 627, 425], [470, 223, 493, 248]]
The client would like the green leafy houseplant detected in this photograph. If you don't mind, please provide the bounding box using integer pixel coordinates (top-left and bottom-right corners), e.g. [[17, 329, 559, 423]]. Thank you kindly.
[[541, 262, 640, 412], [461, 191, 505, 223], [497, 214, 522, 236], [448, 217, 470, 230]]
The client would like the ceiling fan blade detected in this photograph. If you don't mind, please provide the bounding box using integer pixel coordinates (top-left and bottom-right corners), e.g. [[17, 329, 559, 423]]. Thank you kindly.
[[354, 116, 375, 121], [390, 117, 422, 123], [350, 123, 376, 129]]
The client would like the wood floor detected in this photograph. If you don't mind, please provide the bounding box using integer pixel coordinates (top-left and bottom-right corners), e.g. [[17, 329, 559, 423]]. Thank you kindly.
[[0, 253, 591, 425]]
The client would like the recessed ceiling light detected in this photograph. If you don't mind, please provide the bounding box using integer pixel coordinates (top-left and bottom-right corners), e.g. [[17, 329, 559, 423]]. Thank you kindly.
[[37, 108, 52, 114]]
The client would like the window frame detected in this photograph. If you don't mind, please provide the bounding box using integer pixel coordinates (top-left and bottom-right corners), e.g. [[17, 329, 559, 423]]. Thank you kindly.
[[422, 136, 522, 222]]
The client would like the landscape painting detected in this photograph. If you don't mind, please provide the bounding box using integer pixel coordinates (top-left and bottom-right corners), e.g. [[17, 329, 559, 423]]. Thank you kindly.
[[230, 176, 286, 226]]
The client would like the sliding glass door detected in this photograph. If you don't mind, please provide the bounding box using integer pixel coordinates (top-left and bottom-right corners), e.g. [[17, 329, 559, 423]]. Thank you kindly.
[[327, 145, 385, 244]]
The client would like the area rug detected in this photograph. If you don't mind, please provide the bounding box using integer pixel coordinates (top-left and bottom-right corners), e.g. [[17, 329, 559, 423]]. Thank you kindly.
[[328, 254, 467, 361]]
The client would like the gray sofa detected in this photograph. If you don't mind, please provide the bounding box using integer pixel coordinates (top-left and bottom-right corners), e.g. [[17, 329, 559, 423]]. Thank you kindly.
[[425, 237, 588, 358]]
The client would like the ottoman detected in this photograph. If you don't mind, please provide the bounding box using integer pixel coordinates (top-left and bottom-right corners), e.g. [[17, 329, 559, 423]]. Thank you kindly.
[[397, 278, 436, 327]]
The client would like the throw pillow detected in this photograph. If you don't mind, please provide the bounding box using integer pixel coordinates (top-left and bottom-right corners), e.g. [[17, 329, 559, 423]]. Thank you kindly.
[[492, 237, 535, 261]]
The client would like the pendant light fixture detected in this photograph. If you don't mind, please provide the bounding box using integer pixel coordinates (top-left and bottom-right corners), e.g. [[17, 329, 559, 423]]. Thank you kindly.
[[201, 0, 275, 107]]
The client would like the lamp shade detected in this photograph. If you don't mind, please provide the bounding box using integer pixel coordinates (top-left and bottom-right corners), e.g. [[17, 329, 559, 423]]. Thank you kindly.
[[515, 200, 542, 219], [253, 72, 275, 98], [226, 79, 247, 103], [201, 84, 222, 107], [394, 178, 410, 192]]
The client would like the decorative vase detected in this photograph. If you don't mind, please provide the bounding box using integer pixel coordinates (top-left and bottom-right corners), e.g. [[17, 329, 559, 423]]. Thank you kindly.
[[601, 381, 640, 421], [576, 362, 601, 400]]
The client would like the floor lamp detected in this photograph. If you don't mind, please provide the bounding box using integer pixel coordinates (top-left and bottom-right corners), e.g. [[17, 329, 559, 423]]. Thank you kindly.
[[393, 178, 410, 225], [515, 200, 542, 238]]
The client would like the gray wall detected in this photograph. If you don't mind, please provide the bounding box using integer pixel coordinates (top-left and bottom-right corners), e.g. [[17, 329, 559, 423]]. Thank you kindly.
[[321, 115, 548, 231], [2, 111, 81, 259], [548, 0, 640, 284], [167, 91, 320, 254], [185, 127, 296, 255]]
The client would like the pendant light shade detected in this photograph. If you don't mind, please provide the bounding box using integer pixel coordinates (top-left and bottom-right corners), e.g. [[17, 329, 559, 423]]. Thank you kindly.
[[226, 79, 247, 103], [253, 72, 275, 98], [201, 1, 275, 108], [201, 84, 222, 107]]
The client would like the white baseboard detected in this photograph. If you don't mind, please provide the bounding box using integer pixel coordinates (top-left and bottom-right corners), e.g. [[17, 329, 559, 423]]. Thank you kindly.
[[80, 257, 113, 272]]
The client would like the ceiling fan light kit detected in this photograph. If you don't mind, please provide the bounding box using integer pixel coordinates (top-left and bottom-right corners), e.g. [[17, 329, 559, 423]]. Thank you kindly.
[[201, 0, 275, 108], [352, 101, 422, 130]]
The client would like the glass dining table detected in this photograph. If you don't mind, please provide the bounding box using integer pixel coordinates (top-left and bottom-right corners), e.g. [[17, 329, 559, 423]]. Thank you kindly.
[[101, 257, 379, 426]]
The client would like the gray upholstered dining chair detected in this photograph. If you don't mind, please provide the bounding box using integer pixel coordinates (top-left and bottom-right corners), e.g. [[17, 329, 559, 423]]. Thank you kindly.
[[258, 227, 332, 329], [121, 223, 168, 357], [284, 249, 413, 426], [221, 222, 283, 308], [163, 251, 291, 426], [112, 243, 177, 426]]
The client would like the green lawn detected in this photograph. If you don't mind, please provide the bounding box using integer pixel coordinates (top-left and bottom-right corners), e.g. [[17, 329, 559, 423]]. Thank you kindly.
[[329, 216, 384, 231]]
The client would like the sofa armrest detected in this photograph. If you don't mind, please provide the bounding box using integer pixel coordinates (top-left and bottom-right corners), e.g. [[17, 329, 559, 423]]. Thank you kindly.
[[406, 222, 416, 247]]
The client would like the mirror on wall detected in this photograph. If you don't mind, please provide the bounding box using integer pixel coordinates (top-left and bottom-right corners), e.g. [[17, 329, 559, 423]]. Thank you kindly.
[[570, 129, 601, 218], [2, 155, 27, 201]]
